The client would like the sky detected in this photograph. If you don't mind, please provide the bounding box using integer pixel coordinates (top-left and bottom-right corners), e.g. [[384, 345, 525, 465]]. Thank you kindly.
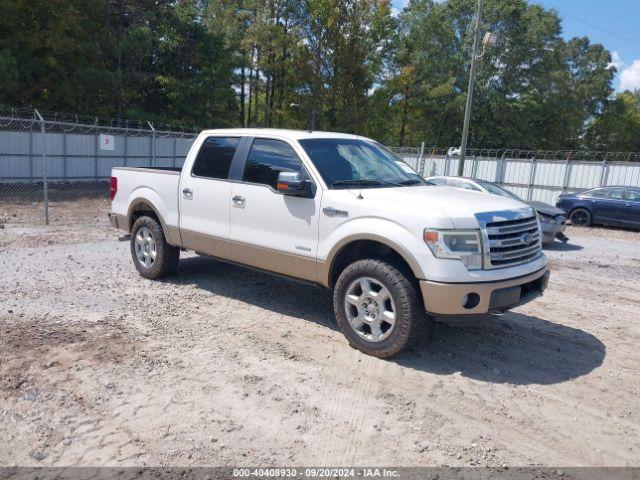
[[391, 0, 640, 92]]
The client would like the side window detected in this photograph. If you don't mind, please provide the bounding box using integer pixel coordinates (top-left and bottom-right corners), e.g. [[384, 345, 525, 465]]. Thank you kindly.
[[604, 188, 625, 200], [583, 188, 607, 199], [626, 189, 640, 202], [191, 137, 240, 179], [453, 180, 480, 191], [428, 178, 447, 186], [242, 138, 303, 189]]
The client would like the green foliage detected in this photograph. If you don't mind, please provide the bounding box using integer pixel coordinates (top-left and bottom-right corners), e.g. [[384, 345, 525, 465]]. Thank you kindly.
[[0, 0, 634, 152], [380, 0, 615, 148], [0, 0, 237, 127], [585, 91, 640, 152]]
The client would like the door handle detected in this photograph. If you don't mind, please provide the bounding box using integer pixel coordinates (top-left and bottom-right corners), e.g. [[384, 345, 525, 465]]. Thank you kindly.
[[232, 195, 245, 207], [182, 188, 193, 200]]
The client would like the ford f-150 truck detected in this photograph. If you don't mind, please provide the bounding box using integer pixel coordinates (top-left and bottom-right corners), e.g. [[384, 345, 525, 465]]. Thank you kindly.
[[109, 129, 549, 358]]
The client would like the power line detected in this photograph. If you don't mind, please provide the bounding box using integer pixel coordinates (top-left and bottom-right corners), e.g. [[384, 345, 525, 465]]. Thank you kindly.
[[561, 13, 640, 47]]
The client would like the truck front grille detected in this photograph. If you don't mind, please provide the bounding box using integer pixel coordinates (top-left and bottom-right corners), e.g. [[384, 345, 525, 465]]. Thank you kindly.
[[476, 210, 542, 269]]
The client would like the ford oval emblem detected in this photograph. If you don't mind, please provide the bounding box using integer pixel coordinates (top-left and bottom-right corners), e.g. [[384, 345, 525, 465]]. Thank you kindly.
[[521, 232, 533, 244]]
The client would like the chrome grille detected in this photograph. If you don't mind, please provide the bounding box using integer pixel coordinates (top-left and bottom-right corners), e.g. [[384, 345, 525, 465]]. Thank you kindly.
[[476, 209, 542, 269]]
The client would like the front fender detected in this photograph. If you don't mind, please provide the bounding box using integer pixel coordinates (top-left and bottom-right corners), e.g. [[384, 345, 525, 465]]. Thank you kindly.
[[319, 217, 433, 285]]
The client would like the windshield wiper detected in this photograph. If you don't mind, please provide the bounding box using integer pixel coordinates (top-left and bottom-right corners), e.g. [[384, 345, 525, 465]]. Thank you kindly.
[[331, 179, 384, 187], [399, 179, 423, 185]]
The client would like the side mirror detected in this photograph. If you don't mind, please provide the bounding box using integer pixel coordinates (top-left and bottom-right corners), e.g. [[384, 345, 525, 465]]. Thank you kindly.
[[277, 171, 314, 198]]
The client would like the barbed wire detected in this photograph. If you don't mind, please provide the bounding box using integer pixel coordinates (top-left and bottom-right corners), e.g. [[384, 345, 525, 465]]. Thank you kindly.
[[2, 106, 639, 161], [388, 146, 640, 163], [0, 105, 199, 138]]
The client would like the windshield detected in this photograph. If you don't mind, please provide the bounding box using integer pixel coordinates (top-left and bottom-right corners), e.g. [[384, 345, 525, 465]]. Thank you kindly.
[[298, 138, 421, 188], [477, 181, 522, 201]]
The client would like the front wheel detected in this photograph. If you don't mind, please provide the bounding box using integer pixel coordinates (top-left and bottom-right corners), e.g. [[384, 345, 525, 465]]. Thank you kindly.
[[130, 215, 179, 279], [333, 259, 429, 358], [570, 208, 592, 227]]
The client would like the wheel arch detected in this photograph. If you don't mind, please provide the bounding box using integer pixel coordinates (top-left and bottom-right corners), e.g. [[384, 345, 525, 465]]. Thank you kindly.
[[127, 197, 180, 246], [322, 235, 423, 289]]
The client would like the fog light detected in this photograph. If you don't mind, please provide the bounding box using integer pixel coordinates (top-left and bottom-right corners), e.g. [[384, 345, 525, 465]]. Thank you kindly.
[[462, 292, 480, 309]]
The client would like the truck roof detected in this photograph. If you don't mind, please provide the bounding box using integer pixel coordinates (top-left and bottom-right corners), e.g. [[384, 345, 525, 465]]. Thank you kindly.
[[198, 128, 365, 141]]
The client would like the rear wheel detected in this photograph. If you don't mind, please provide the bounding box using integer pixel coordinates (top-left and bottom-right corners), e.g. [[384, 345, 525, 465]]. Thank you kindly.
[[333, 258, 429, 358], [130, 215, 179, 279], [570, 208, 592, 227]]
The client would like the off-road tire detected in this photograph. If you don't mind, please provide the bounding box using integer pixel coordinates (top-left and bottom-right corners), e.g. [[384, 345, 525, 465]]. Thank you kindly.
[[130, 215, 179, 279], [333, 258, 430, 358]]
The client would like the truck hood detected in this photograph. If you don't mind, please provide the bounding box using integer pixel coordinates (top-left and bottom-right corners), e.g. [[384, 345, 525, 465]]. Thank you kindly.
[[527, 200, 566, 217], [350, 185, 534, 229]]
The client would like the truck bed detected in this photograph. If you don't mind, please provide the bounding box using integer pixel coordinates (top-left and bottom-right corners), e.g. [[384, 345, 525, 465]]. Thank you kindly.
[[110, 166, 182, 231], [114, 166, 183, 174]]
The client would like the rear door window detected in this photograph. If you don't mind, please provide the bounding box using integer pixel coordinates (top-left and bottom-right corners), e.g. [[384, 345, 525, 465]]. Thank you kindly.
[[191, 137, 240, 179], [626, 189, 640, 202]]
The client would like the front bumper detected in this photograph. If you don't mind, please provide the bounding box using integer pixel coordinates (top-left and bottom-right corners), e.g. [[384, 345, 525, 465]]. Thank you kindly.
[[420, 267, 549, 316], [540, 221, 566, 244]]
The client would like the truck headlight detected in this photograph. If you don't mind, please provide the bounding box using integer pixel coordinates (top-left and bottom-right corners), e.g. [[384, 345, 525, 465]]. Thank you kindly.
[[423, 229, 483, 270]]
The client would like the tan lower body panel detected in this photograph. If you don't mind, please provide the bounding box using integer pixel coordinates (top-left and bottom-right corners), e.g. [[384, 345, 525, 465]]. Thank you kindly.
[[420, 268, 548, 315], [180, 229, 231, 259], [179, 230, 318, 283], [230, 241, 317, 283]]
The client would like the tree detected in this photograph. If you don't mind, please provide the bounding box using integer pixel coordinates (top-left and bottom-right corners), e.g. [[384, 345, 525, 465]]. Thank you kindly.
[[585, 91, 640, 152], [375, 0, 615, 149], [0, 0, 237, 127]]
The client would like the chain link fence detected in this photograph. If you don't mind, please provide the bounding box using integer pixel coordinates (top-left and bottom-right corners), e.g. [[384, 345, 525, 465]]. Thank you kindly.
[[391, 144, 640, 205], [2, 107, 640, 228], [0, 108, 197, 227]]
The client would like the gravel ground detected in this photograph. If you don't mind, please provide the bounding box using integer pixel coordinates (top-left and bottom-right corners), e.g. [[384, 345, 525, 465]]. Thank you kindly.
[[1, 223, 639, 467]]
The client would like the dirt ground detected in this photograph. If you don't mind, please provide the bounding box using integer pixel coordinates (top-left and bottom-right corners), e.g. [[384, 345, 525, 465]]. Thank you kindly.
[[1, 222, 639, 467]]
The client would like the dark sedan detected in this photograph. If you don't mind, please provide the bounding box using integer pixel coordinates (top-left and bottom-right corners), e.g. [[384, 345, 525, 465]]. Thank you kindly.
[[556, 186, 640, 229]]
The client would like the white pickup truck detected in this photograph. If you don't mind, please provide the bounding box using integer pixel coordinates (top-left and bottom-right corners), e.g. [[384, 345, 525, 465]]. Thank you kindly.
[[109, 129, 549, 358]]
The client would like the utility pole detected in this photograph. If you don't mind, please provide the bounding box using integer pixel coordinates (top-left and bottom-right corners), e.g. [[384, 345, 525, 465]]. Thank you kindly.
[[458, 0, 483, 177]]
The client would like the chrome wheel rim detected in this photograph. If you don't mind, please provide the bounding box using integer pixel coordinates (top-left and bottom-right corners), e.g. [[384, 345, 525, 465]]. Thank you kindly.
[[344, 277, 396, 343], [134, 226, 157, 268]]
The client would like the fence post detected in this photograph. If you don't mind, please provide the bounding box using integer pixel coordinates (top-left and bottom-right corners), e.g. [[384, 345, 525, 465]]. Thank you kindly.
[[29, 129, 34, 182], [124, 133, 128, 167], [172, 137, 177, 168], [599, 156, 609, 186], [94, 118, 99, 180], [496, 152, 506, 184], [444, 152, 450, 176], [527, 156, 537, 201], [148, 121, 156, 167], [471, 155, 478, 178], [34, 109, 49, 225], [417, 142, 425, 175], [562, 155, 572, 193], [62, 131, 67, 181]]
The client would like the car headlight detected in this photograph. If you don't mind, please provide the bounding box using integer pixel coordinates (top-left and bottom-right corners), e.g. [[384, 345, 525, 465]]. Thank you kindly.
[[538, 214, 552, 224], [423, 229, 483, 270]]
